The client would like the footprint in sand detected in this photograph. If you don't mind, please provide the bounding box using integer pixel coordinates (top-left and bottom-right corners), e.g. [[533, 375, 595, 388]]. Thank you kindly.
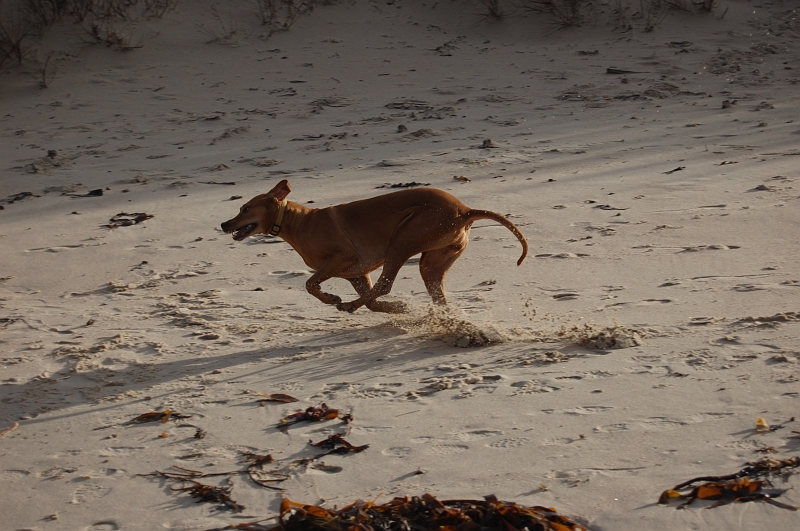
[[98, 446, 146, 457], [37, 466, 77, 479], [541, 437, 582, 446], [554, 375, 584, 381], [270, 270, 311, 277], [426, 444, 469, 456], [594, 412, 734, 433], [635, 417, 690, 431], [316, 382, 402, 399], [52, 449, 88, 458], [0, 469, 31, 480], [603, 299, 672, 309], [72, 483, 111, 504], [624, 365, 670, 374], [459, 385, 499, 397], [382, 447, 412, 458], [355, 384, 404, 399], [679, 245, 740, 252], [535, 252, 589, 258], [25, 243, 107, 253], [352, 426, 393, 434], [451, 429, 504, 441], [593, 423, 630, 433], [732, 284, 767, 292], [510, 381, 560, 395], [487, 437, 529, 449], [547, 406, 614, 415], [277, 382, 304, 392], [630, 355, 661, 362], [555, 371, 616, 380]]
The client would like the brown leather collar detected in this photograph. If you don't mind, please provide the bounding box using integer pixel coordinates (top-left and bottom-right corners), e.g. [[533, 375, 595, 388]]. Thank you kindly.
[[269, 198, 288, 236]]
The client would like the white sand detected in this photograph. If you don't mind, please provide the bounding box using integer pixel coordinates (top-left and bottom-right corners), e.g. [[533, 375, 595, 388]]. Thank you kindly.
[[1, 1, 799, 529]]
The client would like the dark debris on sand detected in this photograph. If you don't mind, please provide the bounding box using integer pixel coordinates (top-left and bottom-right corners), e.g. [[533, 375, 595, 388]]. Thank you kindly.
[[205, 494, 586, 531]]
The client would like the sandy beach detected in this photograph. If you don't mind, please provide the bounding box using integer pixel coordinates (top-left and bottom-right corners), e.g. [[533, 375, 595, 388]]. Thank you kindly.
[[1, 1, 799, 529]]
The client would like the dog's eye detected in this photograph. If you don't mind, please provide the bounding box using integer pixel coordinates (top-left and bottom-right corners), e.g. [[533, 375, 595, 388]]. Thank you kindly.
[[241, 207, 249, 214]]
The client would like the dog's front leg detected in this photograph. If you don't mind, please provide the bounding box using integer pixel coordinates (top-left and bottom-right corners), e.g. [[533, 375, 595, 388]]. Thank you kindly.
[[348, 275, 407, 314], [337, 256, 407, 313], [304, 269, 343, 306]]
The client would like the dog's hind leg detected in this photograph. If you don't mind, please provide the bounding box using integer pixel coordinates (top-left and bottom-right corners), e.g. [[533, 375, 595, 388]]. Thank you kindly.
[[348, 275, 407, 314], [419, 244, 466, 305]]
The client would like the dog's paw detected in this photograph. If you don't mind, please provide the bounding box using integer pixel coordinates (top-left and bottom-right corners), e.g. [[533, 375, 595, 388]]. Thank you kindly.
[[336, 302, 355, 313], [324, 292, 342, 304]]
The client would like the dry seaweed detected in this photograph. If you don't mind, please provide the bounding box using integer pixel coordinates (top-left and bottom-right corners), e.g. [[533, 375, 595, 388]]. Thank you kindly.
[[241, 452, 288, 491], [149, 466, 239, 481], [241, 453, 276, 467], [71, 188, 104, 197], [309, 433, 369, 455], [149, 457, 288, 494], [275, 494, 586, 531], [375, 182, 430, 188], [173, 480, 245, 512], [671, 456, 800, 489], [174, 423, 207, 439], [205, 522, 275, 531], [104, 212, 154, 228], [93, 409, 191, 430], [126, 409, 191, 425], [277, 403, 339, 429], [146, 467, 246, 512], [659, 457, 800, 510], [659, 478, 797, 510]]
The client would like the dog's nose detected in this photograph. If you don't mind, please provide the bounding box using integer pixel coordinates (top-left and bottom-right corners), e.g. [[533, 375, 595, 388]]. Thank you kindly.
[[220, 221, 230, 232]]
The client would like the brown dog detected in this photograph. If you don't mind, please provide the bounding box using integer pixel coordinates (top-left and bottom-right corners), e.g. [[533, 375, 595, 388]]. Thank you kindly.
[[221, 180, 527, 313]]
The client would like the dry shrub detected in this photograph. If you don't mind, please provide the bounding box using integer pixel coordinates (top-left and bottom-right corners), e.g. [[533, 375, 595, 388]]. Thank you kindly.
[[522, 0, 717, 30], [0, 0, 176, 69], [21, 0, 63, 28], [197, 4, 238, 45], [0, 1, 32, 67], [691, 0, 717, 12], [35, 48, 56, 86], [478, 0, 506, 20], [142, 0, 176, 18], [520, 0, 589, 28], [81, 17, 142, 49], [21, 0, 177, 27], [253, 0, 339, 38]]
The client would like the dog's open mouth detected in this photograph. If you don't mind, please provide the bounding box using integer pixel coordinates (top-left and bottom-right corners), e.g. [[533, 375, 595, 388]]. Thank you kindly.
[[231, 223, 256, 241]]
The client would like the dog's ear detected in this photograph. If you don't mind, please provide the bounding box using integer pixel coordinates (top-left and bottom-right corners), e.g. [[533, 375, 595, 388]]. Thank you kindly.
[[266, 179, 292, 201]]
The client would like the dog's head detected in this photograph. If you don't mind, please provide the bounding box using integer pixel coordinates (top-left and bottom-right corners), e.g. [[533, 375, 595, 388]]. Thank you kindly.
[[220, 179, 292, 241]]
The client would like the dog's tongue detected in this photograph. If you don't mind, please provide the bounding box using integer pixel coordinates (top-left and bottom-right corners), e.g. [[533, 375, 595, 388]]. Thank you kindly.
[[232, 224, 254, 240]]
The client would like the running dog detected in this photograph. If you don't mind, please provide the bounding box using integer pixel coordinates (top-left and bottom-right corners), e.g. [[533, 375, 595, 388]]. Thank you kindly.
[[221, 180, 527, 313]]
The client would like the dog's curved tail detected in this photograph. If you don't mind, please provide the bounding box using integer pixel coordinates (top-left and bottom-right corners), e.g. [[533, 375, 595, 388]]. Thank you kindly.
[[465, 209, 528, 266]]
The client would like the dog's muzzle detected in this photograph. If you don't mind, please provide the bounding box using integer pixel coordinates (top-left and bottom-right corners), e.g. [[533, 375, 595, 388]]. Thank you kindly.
[[221, 221, 256, 241]]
